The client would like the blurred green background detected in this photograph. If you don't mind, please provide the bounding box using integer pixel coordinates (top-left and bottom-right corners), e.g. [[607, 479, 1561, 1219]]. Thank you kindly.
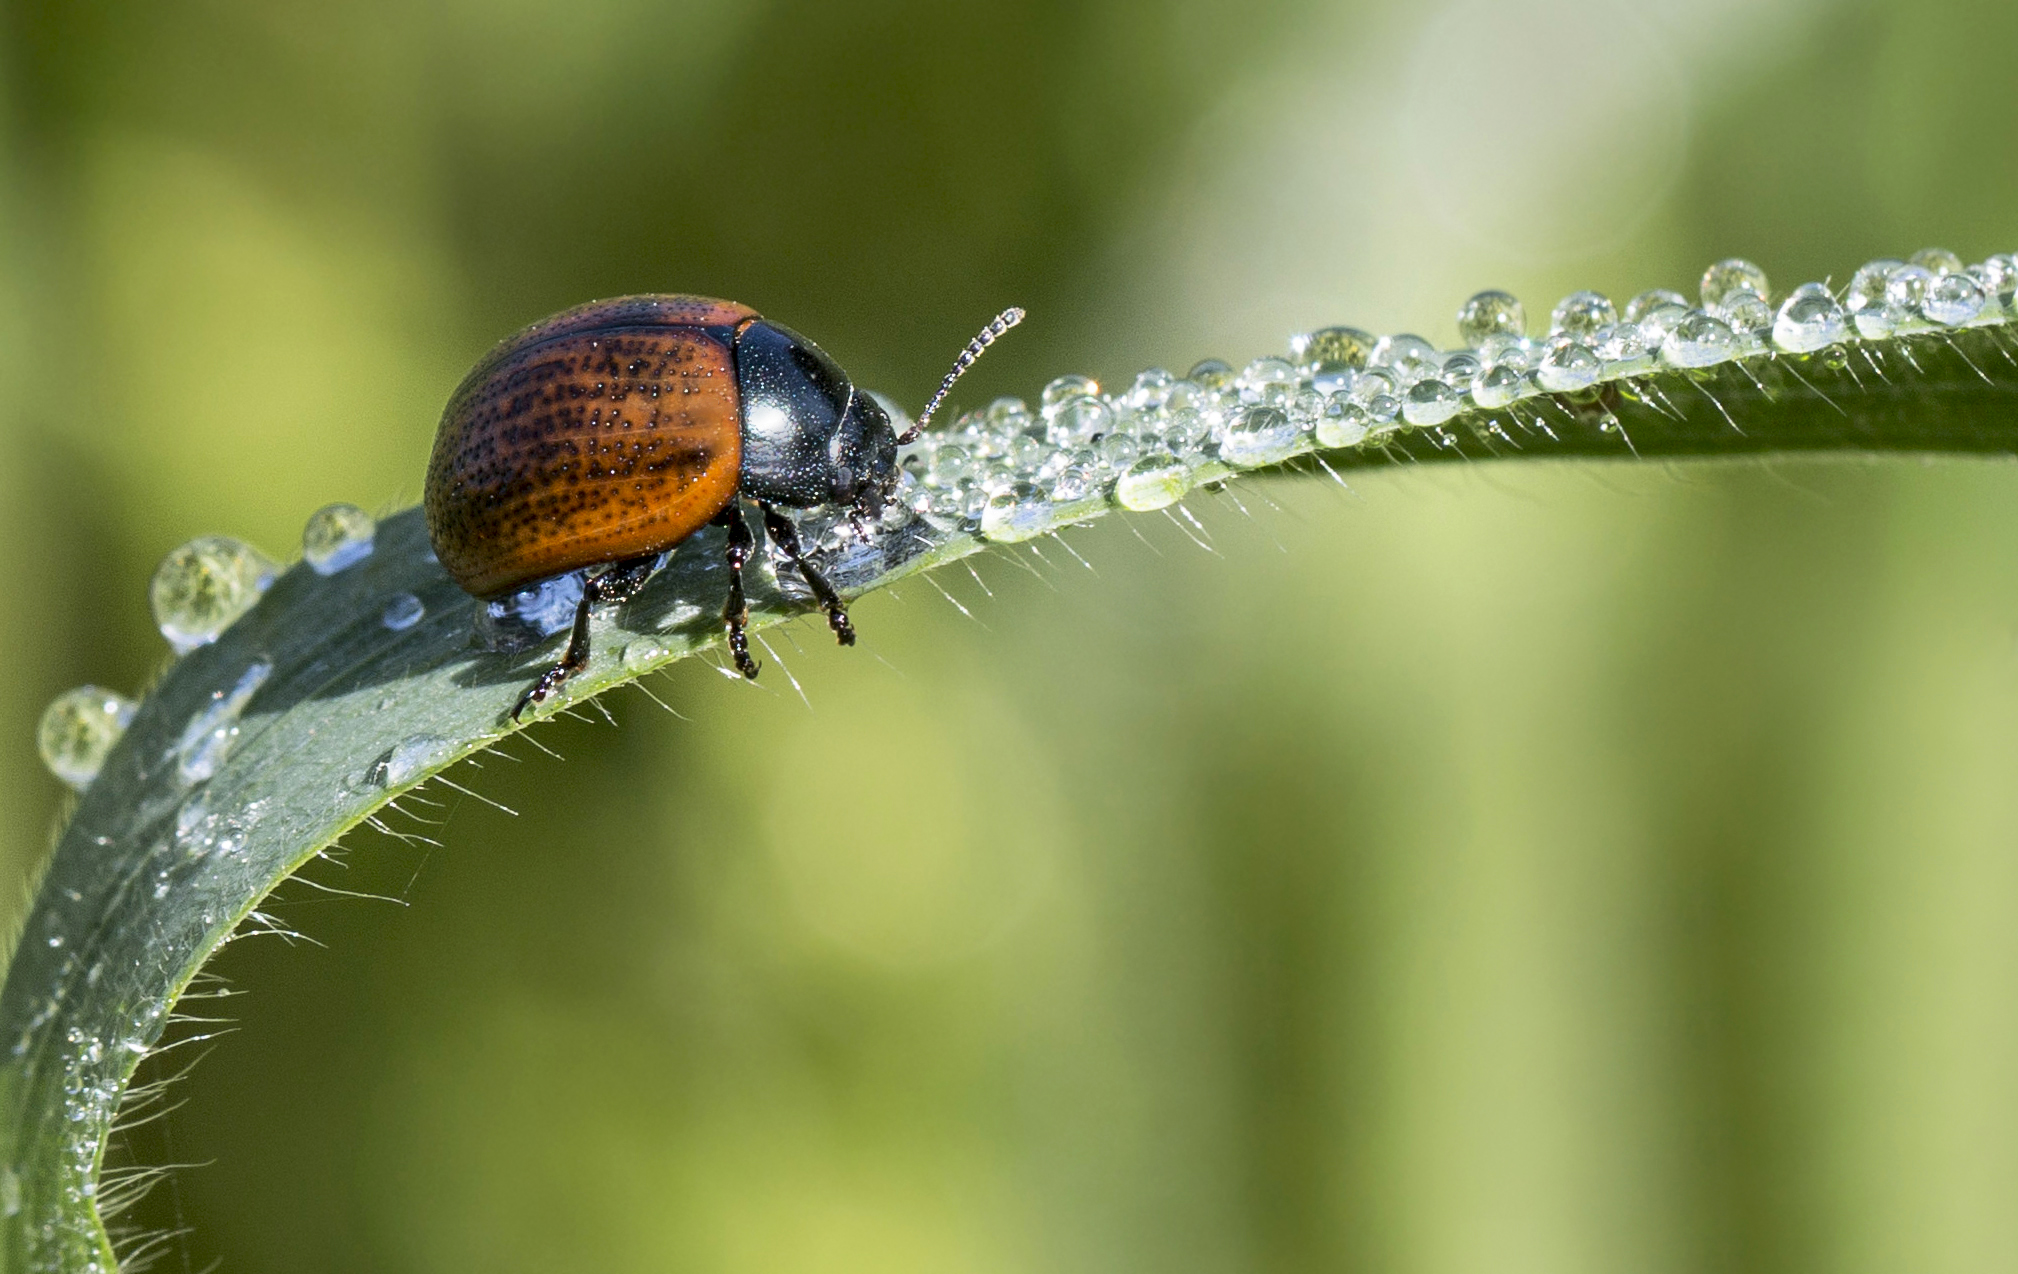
[[6, 0, 2018, 1269]]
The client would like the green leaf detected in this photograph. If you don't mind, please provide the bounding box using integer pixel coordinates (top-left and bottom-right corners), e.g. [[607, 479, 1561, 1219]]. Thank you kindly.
[[5, 307, 2018, 1269]]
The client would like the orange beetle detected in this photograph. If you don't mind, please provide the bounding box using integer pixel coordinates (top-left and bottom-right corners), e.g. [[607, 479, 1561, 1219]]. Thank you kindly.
[[425, 295, 1021, 717]]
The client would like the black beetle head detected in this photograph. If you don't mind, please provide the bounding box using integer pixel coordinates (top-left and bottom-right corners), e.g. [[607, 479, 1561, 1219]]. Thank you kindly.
[[830, 389, 900, 518]]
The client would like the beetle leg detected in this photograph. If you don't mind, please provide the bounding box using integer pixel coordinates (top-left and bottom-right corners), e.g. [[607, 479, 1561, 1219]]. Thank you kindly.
[[510, 553, 662, 721], [716, 504, 760, 679], [761, 503, 855, 646]]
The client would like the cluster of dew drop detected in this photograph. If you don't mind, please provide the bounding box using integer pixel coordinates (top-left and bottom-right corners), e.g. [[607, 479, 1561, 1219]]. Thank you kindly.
[[35, 504, 381, 794], [33, 247, 2018, 795], [861, 247, 2018, 557]]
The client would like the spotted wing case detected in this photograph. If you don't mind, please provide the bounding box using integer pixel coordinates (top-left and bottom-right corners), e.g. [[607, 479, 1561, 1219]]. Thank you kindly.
[[425, 295, 759, 599]]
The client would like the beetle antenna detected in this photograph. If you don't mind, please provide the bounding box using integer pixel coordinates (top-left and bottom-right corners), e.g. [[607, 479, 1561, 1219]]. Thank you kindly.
[[898, 306, 1025, 444]]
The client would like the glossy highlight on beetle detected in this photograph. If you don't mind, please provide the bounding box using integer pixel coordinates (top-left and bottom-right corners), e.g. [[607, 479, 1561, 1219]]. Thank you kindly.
[[423, 293, 1023, 718]]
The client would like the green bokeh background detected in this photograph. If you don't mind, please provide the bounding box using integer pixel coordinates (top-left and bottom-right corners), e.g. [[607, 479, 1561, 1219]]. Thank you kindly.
[[6, 0, 2018, 1269]]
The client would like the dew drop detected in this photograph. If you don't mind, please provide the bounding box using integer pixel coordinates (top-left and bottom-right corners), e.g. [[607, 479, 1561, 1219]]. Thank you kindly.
[[1846, 259, 1904, 313], [1536, 341, 1602, 392], [1661, 312, 1738, 368], [1047, 396, 1112, 447], [1235, 357, 1298, 406], [622, 637, 672, 672], [1122, 368, 1175, 413], [1699, 258, 1770, 313], [1100, 432, 1140, 470], [1290, 326, 1374, 371], [1186, 359, 1235, 390], [1852, 299, 1904, 340], [300, 503, 376, 575], [1596, 324, 1652, 367], [1039, 374, 1099, 412], [1624, 289, 1689, 324], [380, 592, 426, 631], [1720, 293, 1773, 337], [1907, 247, 1963, 277], [1315, 399, 1369, 448], [150, 536, 280, 655], [1220, 406, 1304, 466], [1400, 379, 1462, 427], [1470, 364, 1524, 409], [1883, 264, 1935, 312], [173, 658, 273, 784], [38, 686, 137, 791], [475, 572, 585, 654], [1549, 291, 1617, 340], [1922, 272, 1986, 326], [1368, 334, 1440, 386], [985, 396, 1036, 434], [1114, 453, 1190, 511], [1455, 291, 1526, 348], [1971, 255, 2018, 311], [980, 481, 1058, 542], [1633, 302, 1693, 345], [1439, 352, 1481, 385], [1772, 287, 1849, 353], [1049, 465, 1095, 502], [378, 734, 455, 788]]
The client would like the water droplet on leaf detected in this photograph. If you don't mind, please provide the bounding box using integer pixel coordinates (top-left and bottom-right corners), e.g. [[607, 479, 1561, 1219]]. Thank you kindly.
[[380, 592, 425, 631], [1456, 291, 1526, 348], [300, 503, 376, 575], [1114, 454, 1190, 511], [38, 686, 136, 791], [150, 536, 279, 654]]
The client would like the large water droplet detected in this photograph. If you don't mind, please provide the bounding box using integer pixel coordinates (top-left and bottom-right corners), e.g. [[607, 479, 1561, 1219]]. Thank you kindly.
[[1699, 258, 1770, 313], [38, 686, 137, 791], [1047, 396, 1112, 448], [1549, 291, 1616, 339], [380, 593, 426, 631], [1772, 286, 1849, 353], [1220, 406, 1304, 466], [1470, 364, 1524, 409], [474, 572, 586, 654], [1290, 326, 1374, 371], [1400, 379, 1461, 427], [174, 658, 273, 783], [1114, 453, 1190, 511], [150, 536, 280, 655], [1922, 272, 1986, 326], [300, 503, 376, 575], [980, 481, 1057, 542], [1535, 341, 1601, 391], [1661, 312, 1737, 368], [1455, 291, 1526, 349]]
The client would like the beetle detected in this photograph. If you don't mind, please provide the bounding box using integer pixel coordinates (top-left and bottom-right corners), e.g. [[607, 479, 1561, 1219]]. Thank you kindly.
[[424, 294, 1022, 719]]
